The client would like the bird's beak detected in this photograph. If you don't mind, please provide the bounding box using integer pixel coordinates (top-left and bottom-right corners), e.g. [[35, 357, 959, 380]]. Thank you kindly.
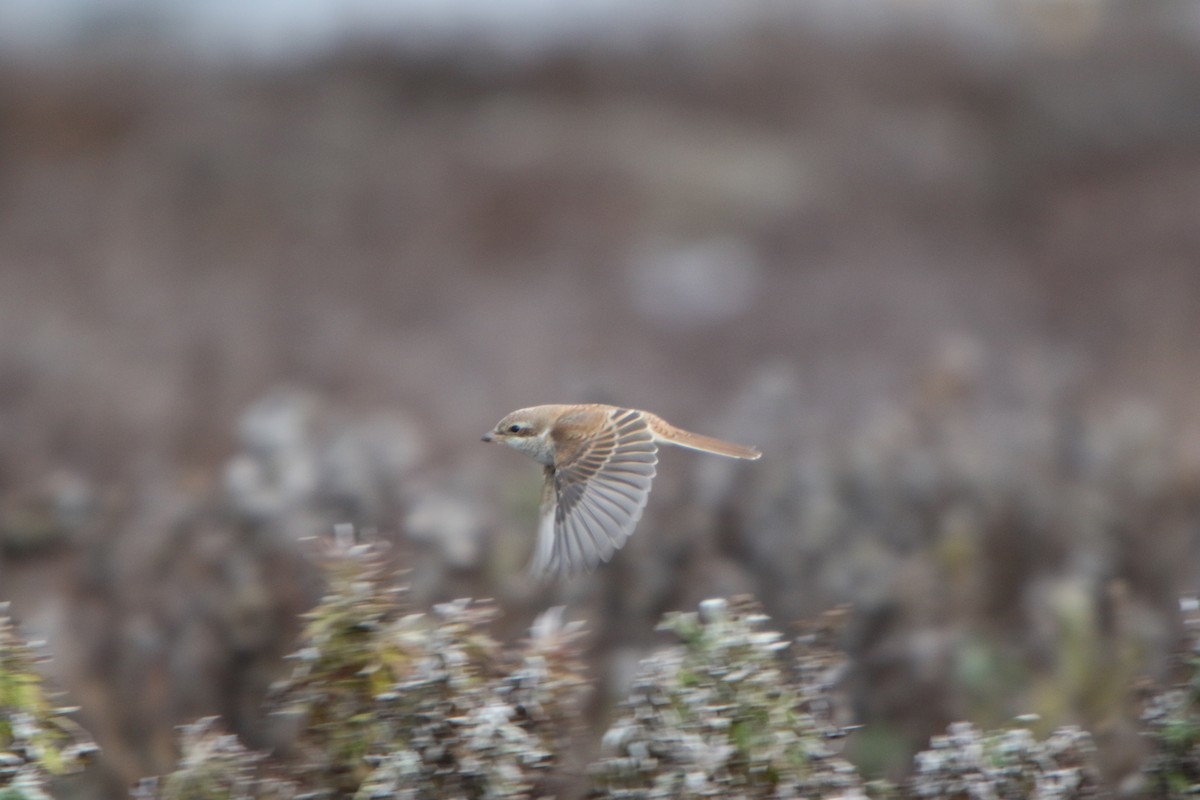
[[481, 431, 494, 443]]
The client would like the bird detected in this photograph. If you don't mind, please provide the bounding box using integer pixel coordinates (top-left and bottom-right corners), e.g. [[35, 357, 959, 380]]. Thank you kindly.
[[482, 404, 761, 576]]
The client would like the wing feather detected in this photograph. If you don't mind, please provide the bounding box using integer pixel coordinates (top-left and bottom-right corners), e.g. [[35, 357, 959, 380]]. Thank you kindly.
[[529, 470, 561, 575], [531, 408, 658, 575]]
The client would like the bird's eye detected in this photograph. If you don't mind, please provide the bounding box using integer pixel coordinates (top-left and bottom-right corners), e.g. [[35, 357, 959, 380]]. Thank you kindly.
[[508, 424, 523, 434]]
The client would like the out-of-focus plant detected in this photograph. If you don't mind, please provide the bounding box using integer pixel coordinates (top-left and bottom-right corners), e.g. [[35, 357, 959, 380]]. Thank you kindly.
[[133, 717, 296, 800], [130, 542, 1175, 800], [268, 540, 589, 799], [0, 605, 96, 800], [910, 720, 1098, 800], [589, 596, 866, 799], [1141, 598, 1200, 798]]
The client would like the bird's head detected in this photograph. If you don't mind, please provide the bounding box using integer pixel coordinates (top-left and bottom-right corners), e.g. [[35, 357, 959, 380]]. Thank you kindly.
[[481, 406, 558, 465]]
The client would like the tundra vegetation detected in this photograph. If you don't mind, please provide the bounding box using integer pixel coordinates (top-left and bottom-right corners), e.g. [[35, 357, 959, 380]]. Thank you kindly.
[[6, 542, 1199, 799]]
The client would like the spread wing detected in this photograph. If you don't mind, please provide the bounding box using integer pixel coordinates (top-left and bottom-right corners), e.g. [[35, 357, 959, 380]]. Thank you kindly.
[[529, 408, 658, 575]]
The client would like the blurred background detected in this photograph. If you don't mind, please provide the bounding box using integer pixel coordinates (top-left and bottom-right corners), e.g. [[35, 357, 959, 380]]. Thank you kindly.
[[2, 0, 1200, 795]]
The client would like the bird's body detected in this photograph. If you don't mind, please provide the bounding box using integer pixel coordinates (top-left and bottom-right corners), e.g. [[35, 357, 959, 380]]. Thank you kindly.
[[482, 404, 760, 575]]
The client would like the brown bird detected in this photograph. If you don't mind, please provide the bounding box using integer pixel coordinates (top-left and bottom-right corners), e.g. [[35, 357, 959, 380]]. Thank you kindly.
[[482, 404, 761, 575]]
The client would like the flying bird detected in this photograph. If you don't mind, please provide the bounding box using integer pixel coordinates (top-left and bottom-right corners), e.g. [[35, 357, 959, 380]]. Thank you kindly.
[[482, 404, 761, 575]]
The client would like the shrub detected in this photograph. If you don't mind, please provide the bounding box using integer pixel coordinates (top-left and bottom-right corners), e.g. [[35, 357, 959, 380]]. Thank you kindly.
[[133, 717, 297, 800], [589, 596, 865, 799], [910, 721, 1097, 800], [269, 542, 589, 799], [136, 549, 1112, 800], [1141, 599, 1200, 798], [0, 605, 96, 800]]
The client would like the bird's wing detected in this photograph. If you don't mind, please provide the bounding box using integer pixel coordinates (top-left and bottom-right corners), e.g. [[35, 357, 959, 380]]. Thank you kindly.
[[529, 468, 559, 576], [530, 408, 658, 575]]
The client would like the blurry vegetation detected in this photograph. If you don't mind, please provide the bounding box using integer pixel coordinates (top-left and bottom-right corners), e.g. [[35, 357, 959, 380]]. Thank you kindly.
[[0, 606, 95, 799], [128, 544, 1132, 799], [1141, 600, 1200, 798], [132, 718, 296, 800], [16, 543, 1200, 798], [10, 387, 1200, 797], [910, 722, 1097, 800], [250, 540, 587, 798], [781, 373, 1190, 771], [589, 598, 864, 799]]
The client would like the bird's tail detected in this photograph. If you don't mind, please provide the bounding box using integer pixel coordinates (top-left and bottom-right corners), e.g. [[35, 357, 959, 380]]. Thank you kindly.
[[649, 417, 762, 460]]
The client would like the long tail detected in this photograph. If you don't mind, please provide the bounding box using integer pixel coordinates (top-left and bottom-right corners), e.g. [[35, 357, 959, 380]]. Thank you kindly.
[[648, 415, 761, 460]]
